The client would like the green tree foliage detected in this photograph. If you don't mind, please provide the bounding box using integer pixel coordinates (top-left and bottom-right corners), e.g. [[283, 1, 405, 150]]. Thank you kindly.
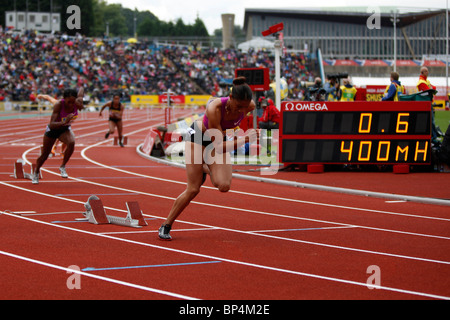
[[138, 16, 209, 37]]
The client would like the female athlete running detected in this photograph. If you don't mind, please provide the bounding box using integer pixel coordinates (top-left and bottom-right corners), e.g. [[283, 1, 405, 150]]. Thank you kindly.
[[99, 93, 125, 147], [158, 77, 257, 240], [32, 88, 84, 184]]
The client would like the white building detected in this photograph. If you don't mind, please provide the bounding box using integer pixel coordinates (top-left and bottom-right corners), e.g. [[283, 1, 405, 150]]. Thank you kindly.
[[5, 11, 61, 32]]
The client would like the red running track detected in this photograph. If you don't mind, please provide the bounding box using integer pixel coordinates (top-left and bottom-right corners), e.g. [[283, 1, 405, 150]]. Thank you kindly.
[[0, 108, 449, 302]]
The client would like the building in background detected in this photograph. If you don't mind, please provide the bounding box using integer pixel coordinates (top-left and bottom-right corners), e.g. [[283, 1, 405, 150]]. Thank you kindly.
[[5, 11, 61, 32], [222, 14, 235, 49], [243, 7, 447, 61]]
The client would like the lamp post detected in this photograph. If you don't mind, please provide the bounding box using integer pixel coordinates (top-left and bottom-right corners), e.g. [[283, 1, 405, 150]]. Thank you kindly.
[[261, 23, 284, 111], [390, 10, 400, 72]]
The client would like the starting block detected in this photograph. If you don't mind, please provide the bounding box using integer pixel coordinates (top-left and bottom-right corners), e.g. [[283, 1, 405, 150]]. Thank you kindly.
[[83, 195, 147, 228], [12, 160, 42, 180], [113, 136, 128, 146], [13, 160, 25, 179], [125, 201, 148, 226], [84, 195, 109, 224]]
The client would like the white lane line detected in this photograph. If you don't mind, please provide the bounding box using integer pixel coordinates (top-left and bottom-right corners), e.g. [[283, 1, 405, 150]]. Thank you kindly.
[[0, 249, 199, 300], [1, 211, 449, 300]]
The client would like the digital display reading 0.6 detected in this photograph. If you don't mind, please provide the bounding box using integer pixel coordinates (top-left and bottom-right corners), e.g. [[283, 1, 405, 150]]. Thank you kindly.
[[282, 111, 431, 135], [279, 101, 432, 165]]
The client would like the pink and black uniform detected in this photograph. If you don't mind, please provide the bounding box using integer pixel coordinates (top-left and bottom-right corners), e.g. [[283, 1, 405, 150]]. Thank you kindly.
[[190, 97, 245, 147], [45, 99, 78, 139], [108, 101, 122, 123]]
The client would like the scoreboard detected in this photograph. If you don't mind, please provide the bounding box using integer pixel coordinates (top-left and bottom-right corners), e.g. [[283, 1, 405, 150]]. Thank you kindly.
[[280, 101, 431, 165], [235, 68, 270, 91]]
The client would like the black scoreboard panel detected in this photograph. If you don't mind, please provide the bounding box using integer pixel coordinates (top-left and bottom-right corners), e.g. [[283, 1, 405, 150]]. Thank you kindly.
[[282, 111, 431, 135], [282, 139, 430, 164], [280, 101, 432, 165], [235, 68, 270, 91]]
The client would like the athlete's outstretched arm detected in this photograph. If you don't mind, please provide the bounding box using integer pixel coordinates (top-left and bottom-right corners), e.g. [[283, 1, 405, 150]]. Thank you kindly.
[[37, 94, 58, 105]]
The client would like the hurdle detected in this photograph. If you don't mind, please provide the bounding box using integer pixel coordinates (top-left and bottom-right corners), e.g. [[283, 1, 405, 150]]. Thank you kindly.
[[83, 195, 147, 228]]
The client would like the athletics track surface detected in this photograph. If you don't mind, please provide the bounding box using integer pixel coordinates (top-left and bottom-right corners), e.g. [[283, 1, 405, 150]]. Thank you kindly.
[[0, 108, 449, 304]]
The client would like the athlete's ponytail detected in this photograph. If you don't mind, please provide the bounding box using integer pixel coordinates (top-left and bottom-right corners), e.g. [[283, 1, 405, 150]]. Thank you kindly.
[[231, 77, 252, 101]]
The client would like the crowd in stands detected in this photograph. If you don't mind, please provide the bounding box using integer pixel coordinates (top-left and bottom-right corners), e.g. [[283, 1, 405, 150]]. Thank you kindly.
[[167, 45, 313, 98], [0, 29, 314, 103]]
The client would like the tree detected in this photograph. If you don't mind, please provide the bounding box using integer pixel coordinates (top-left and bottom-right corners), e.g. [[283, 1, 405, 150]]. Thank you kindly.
[[138, 18, 156, 37], [103, 4, 127, 36], [175, 18, 187, 36], [191, 17, 209, 37], [122, 8, 158, 37]]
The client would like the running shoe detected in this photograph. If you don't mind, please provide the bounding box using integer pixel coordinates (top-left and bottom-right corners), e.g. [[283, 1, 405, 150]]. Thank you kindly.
[[59, 166, 68, 178], [158, 224, 172, 240], [105, 132, 110, 139], [31, 173, 39, 185], [119, 140, 124, 147]]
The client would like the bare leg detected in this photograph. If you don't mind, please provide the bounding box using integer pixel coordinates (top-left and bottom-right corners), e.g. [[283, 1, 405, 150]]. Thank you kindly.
[[109, 121, 115, 135], [164, 142, 205, 226], [116, 120, 123, 141], [207, 148, 232, 193], [58, 129, 75, 168], [116, 120, 124, 147], [159, 142, 233, 240], [34, 135, 57, 175]]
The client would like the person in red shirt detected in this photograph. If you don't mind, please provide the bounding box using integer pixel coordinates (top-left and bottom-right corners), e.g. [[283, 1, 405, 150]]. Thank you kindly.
[[258, 99, 280, 156], [417, 67, 442, 143], [258, 99, 280, 129], [417, 67, 437, 93]]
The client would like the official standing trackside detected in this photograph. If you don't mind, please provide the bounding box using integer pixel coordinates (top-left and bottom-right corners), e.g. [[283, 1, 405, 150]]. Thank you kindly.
[[340, 78, 357, 101], [417, 67, 442, 143], [258, 99, 280, 129], [382, 72, 405, 101], [417, 67, 437, 94]]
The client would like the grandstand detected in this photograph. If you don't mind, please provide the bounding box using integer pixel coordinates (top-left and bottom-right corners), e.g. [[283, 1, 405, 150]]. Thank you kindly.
[[0, 29, 313, 104], [0, 6, 448, 107]]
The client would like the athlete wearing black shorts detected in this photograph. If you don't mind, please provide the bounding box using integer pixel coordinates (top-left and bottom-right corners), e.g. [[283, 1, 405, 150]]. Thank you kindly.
[[33, 88, 84, 184], [99, 93, 125, 147]]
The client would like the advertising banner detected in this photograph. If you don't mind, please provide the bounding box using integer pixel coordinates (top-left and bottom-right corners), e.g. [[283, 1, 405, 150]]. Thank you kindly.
[[131, 95, 159, 104]]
